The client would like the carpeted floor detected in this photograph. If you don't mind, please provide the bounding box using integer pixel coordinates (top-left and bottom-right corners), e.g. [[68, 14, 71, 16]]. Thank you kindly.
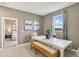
[[0, 43, 77, 57], [24, 43, 77, 57]]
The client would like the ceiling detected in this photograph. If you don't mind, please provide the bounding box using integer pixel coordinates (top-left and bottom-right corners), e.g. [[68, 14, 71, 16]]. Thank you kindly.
[[0, 2, 77, 16]]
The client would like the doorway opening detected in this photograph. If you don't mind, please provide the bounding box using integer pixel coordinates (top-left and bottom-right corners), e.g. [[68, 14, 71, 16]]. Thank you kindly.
[[1, 17, 18, 48]]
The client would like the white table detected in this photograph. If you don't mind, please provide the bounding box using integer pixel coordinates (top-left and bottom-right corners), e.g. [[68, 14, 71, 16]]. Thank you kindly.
[[32, 36, 72, 57]]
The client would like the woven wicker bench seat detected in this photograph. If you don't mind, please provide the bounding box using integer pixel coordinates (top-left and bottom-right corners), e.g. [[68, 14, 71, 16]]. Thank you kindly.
[[32, 41, 60, 57]]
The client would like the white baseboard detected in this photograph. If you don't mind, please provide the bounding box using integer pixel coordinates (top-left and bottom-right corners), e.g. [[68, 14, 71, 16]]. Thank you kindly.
[[17, 43, 30, 46], [67, 48, 77, 52], [71, 49, 77, 52]]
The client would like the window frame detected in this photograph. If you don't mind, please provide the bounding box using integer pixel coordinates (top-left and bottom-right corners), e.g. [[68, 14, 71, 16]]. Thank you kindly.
[[52, 14, 64, 38]]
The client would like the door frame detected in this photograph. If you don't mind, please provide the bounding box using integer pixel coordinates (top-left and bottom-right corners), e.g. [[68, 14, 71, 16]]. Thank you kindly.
[[1, 17, 18, 48]]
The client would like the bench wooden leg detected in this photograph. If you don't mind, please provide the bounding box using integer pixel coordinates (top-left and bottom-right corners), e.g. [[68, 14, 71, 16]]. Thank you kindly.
[[30, 43, 34, 50], [35, 49, 38, 54], [30, 46, 33, 50]]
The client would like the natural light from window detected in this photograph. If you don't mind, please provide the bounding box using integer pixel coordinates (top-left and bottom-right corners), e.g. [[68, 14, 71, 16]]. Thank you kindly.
[[53, 14, 64, 38]]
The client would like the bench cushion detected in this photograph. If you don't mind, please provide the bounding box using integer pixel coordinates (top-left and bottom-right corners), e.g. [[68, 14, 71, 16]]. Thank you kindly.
[[32, 41, 60, 57]]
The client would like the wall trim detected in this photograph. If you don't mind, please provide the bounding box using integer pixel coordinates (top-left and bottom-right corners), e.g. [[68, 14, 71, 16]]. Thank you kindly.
[[67, 48, 77, 52], [71, 49, 77, 52]]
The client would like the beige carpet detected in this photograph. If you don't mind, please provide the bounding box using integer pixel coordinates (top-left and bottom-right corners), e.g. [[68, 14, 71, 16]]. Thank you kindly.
[[0, 43, 77, 57], [0, 44, 31, 57], [24, 43, 77, 57], [4, 40, 16, 48]]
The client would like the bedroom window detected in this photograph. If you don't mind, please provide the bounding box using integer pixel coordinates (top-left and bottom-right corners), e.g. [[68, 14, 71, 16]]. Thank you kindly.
[[52, 14, 64, 39]]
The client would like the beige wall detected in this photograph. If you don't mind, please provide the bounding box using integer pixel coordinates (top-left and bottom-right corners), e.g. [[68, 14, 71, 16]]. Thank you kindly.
[[43, 14, 52, 34], [0, 6, 43, 48], [43, 3, 79, 49], [67, 3, 79, 49]]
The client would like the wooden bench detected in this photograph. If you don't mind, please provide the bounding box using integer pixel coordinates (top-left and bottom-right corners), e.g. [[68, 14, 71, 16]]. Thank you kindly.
[[31, 41, 60, 57]]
